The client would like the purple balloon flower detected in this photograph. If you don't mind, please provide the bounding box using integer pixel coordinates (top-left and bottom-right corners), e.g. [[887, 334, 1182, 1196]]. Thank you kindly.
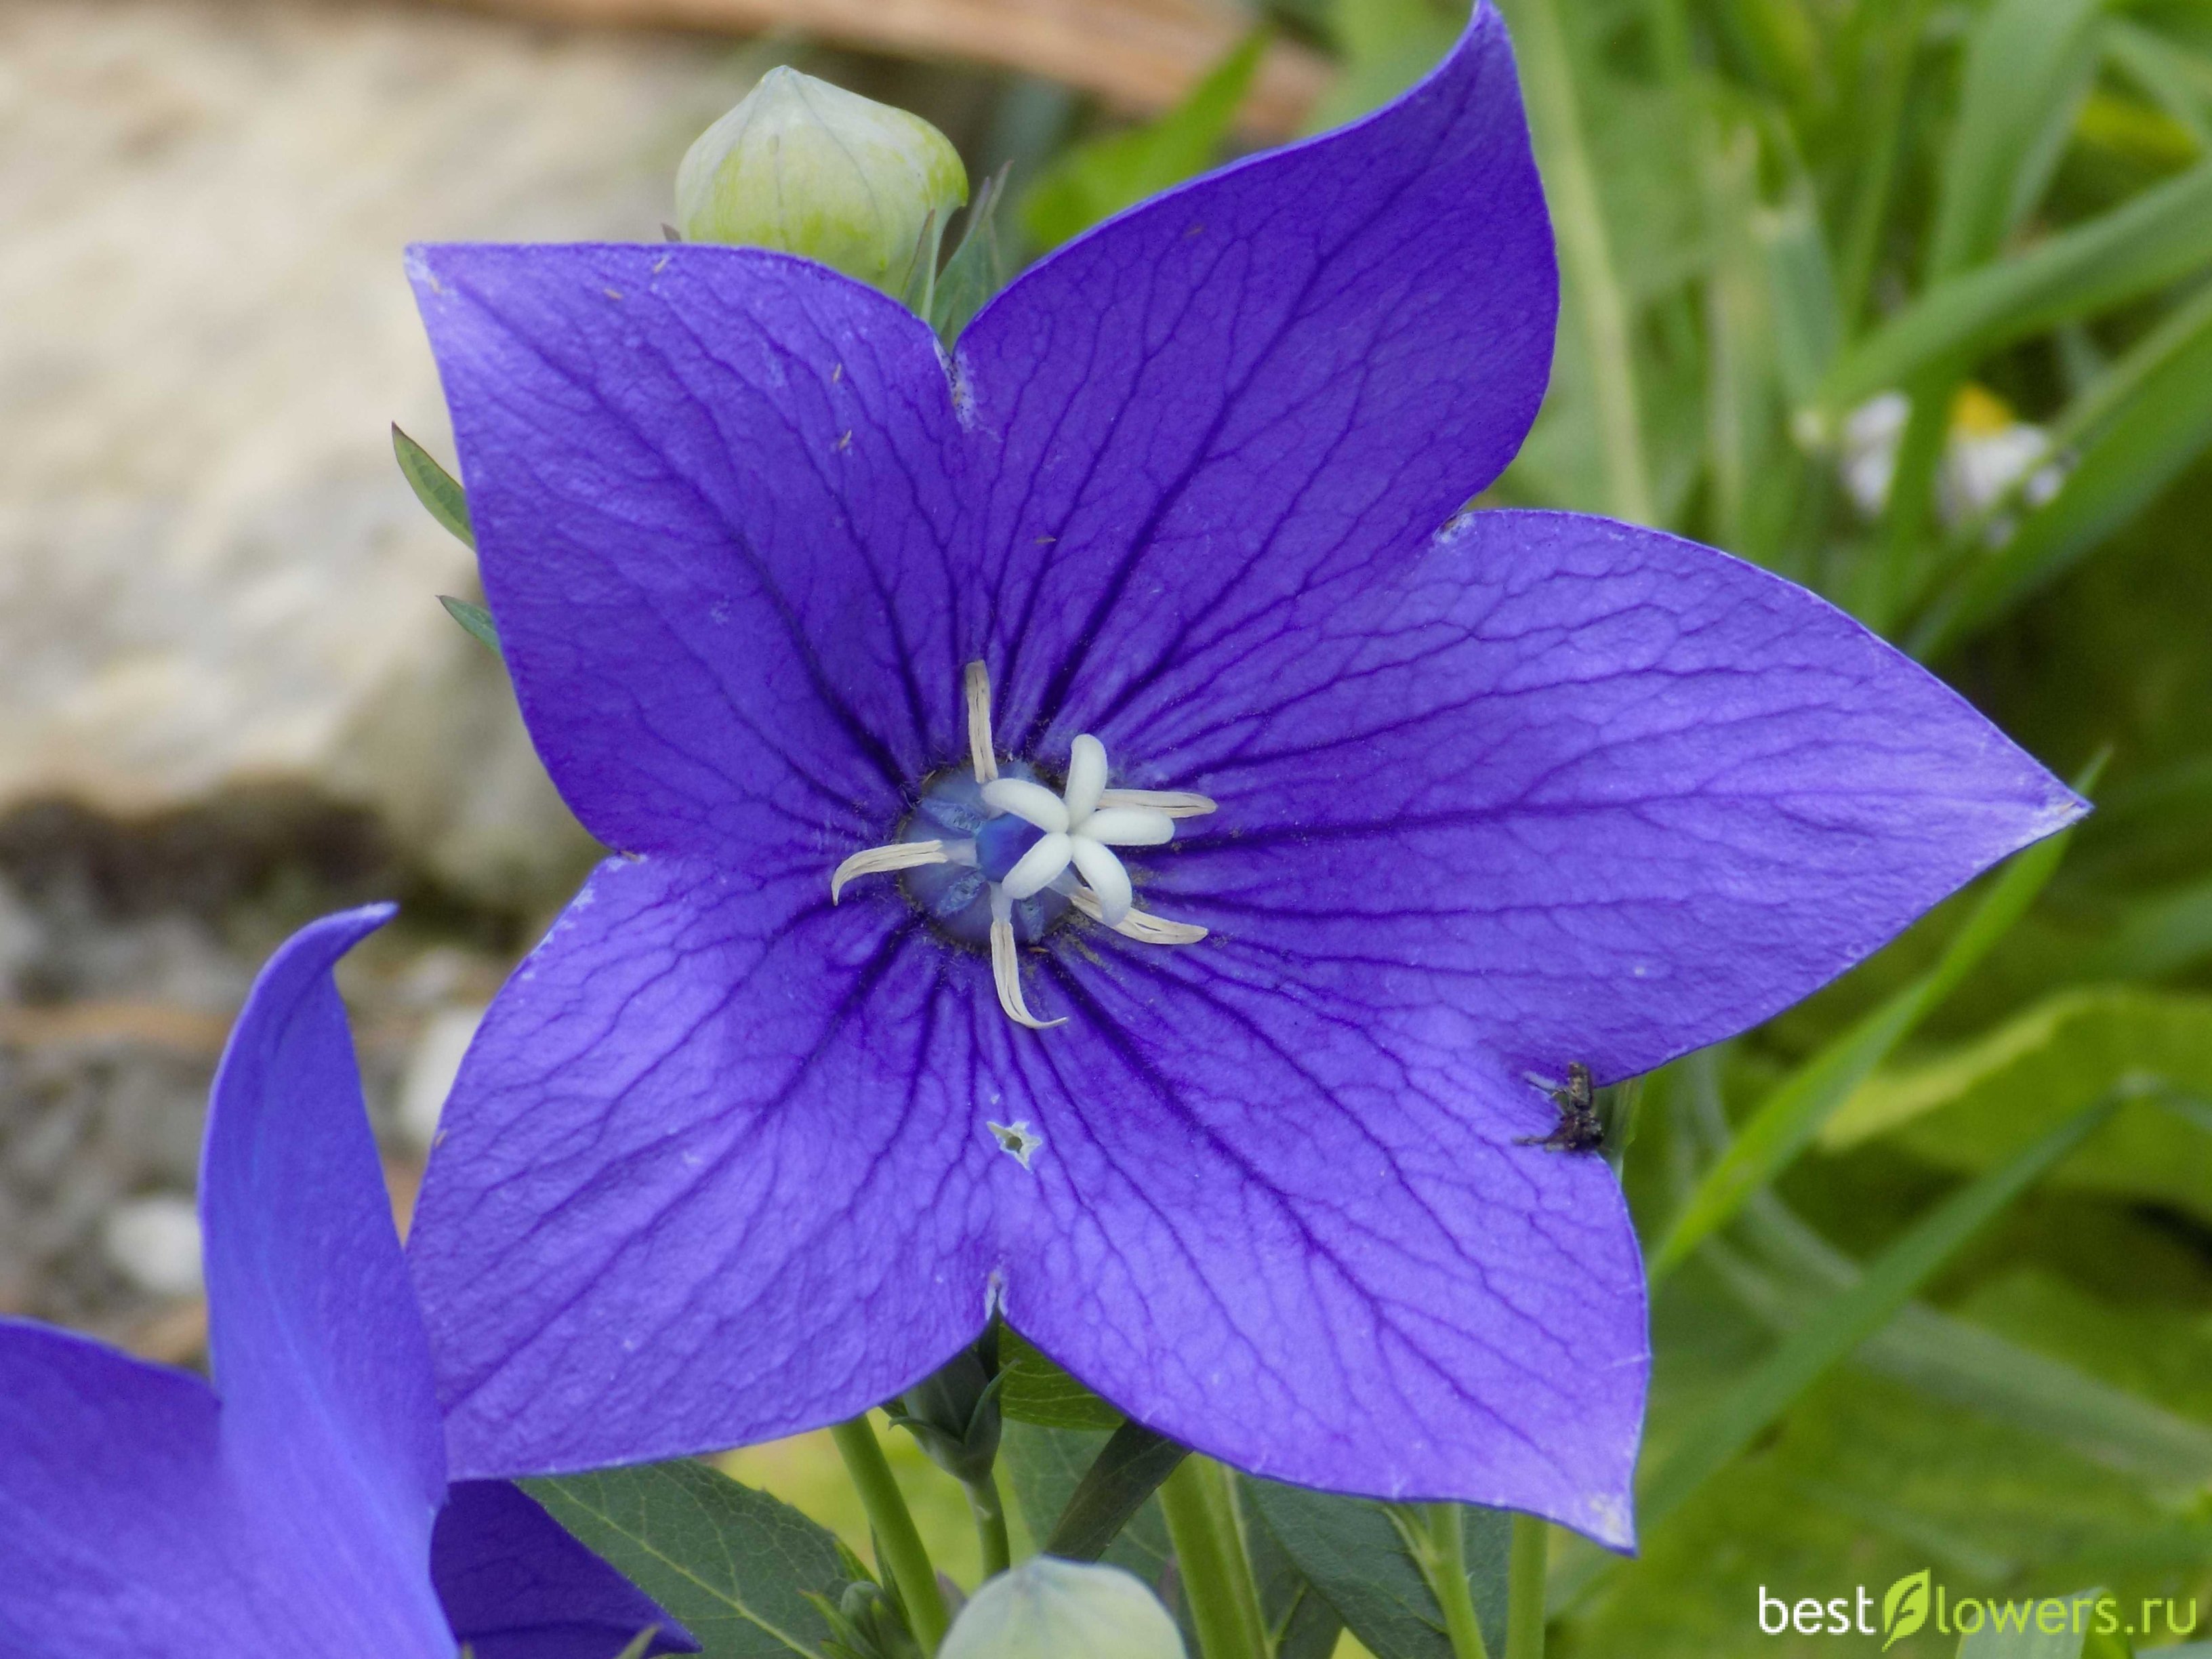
[[401, 5, 2079, 1547], [0, 907, 695, 1659]]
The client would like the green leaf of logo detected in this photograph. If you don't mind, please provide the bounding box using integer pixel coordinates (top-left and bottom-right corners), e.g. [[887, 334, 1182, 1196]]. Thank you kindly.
[[1884, 1569, 1931, 1650]]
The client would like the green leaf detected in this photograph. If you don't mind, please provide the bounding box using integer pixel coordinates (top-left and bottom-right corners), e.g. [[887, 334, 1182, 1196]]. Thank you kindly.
[[1245, 1482, 1509, 1659], [1640, 1095, 2117, 1529], [1244, 1496, 1346, 1659], [998, 1421, 1172, 1586], [393, 424, 474, 550], [1823, 987, 2212, 1223], [1925, 0, 2104, 282], [1911, 283, 2212, 656], [1041, 1420, 1187, 1562], [1019, 30, 1267, 251], [523, 1460, 851, 1658], [1822, 159, 2212, 412], [998, 1326, 1122, 1431], [930, 165, 1008, 345], [438, 595, 502, 657], [1650, 815, 2082, 1279], [1763, 186, 1842, 408]]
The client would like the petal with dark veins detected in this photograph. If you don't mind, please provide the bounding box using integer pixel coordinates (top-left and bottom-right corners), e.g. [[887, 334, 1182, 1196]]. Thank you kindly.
[[410, 243, 968, 863], [409, 855, 1007, 1476], [958, 3, 1554, 759], [1132, 512, 2086, 1082]]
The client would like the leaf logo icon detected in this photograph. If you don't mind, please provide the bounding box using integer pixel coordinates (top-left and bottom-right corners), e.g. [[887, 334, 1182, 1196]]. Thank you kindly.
[[1884, 1570, 1931, 1650]]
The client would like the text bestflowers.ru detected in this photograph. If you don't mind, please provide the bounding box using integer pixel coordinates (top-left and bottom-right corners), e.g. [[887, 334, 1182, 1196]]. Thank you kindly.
[[1759, 1575, 2200, 1645]]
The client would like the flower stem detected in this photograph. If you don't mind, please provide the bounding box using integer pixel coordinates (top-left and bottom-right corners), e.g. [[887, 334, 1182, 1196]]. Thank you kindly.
[[1498, 0, 1654, 526], [1423, 1504, 1492, 1659], [1158, 1456, 1267, 1659], [1505, 1515, 1550, 1659], [964, 1471, 1013, 1580], [830, 1414, 951, 1656]]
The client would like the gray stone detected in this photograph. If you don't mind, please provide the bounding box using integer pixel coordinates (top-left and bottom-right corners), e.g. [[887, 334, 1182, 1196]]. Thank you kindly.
[[0, 0, 761, 901]]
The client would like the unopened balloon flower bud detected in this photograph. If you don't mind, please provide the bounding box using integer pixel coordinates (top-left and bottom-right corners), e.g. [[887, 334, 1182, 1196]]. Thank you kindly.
[[675, 67, 968, 294], [939, 1558, 1187, 1659]]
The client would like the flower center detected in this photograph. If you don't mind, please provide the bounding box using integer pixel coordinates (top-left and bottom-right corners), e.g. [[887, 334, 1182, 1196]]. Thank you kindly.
[[830, 661, 1215, 1029]]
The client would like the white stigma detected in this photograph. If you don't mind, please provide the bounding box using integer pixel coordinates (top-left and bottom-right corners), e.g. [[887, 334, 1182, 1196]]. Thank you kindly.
[[981, 737, 1174, 926], [830, 661, 1216, 1030]]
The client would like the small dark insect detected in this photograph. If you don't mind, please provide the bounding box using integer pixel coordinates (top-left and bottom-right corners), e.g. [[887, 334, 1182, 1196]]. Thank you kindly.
[[1517, 1061, 1604, 1154]]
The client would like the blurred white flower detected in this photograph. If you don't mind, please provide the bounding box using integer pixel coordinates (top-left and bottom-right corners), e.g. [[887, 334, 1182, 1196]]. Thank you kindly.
[[940, 1558, 1187, 1659], [102, 1193, 203, 1298], [1838, 385, 2069, 542]]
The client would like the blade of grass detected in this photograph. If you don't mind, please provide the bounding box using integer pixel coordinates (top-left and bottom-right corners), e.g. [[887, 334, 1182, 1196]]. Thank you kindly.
[[2106, 20, 2212, 149], [1925, 0, 2103, 282], [1649, 804, 2087, 1279], [1497, 0, 1654, 524], [1639, 1094, 2117, 1529], [1719, 1191, 2212, 1490], [1836, 0, 1936, 333], [1823, 159, 2212, 412]]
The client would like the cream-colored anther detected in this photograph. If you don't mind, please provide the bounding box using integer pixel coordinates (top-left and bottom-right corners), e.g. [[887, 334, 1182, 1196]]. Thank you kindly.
[[1069, 888, 1208, 945], [965, 659, 999, 783], [830, 839, 949, 901], [989, 888, 1065, 1029], [1097, 788, 1217, 819]]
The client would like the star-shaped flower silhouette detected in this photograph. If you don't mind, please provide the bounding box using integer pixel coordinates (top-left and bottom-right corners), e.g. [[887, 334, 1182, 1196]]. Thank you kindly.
[[401, 5, 2079, 1547], [0, 908, 695, 1659]]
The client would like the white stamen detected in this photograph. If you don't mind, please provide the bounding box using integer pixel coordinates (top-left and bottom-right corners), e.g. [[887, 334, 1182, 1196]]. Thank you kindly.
[[983, 777, 1070, 833], [989, 914, 1065, 1030], [1097, 788, 1217, 819], [1063, 733, 1109, 821], [965, 659, 999, 783], [1001, 830, 1073, 899], [831, 668, 1210, 1031], [1069, 838, 1133, 924], [1080, 806, 1176, 847], [831, 839, 948, 901], [1070, 888, 1208, 945]]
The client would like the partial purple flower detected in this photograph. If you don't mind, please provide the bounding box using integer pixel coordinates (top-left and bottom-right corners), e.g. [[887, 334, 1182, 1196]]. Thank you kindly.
[[0, 907, 694, 1659], [402, 4, 2081, 1548]]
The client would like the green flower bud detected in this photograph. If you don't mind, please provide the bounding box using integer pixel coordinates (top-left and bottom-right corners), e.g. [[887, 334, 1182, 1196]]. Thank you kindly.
[[940, 1559, 1187, 1659], [819, 1580, 923, 1659], [885, 1332, 1002, 1489], [676, 67, 968, 295]]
